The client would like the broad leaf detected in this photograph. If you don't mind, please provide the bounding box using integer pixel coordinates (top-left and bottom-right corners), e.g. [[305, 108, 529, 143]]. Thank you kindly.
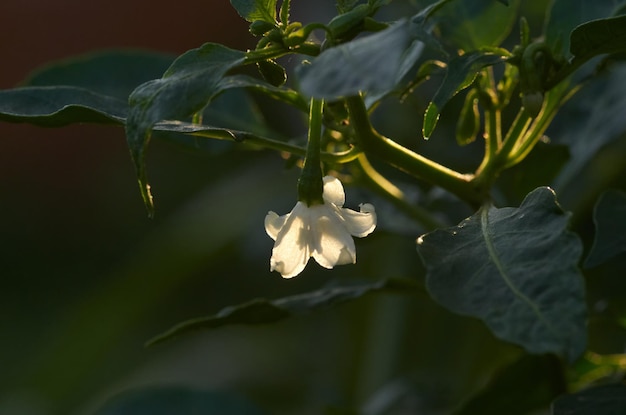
[[544, 0, 626, 57], [230, 0, 277, 23], [0, 86, 126, 126], [146, 278, 419, 346], [552, 65, 626, 205], [551, 383, 626, 415], [125, 43, 246, 216], [423, 50, 506, 139], [0, 50, 174, 127], [23, 49, 174, 100], [297, 19, 423, 100], [569, 15, 626, 65], [585, 190, 626, 268], [417, 187, 587, 362], [94, 386, 267, 415], [435, 0, 520, 51]]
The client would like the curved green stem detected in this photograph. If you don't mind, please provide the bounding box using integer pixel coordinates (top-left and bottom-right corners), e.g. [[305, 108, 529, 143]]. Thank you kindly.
[[474, 108, 531, 187], [346, 95, 482, 206], [506, 83, 577, 167], [354, 154, 446, 231]]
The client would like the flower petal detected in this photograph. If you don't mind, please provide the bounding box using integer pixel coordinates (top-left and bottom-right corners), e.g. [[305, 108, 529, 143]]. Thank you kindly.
[[265, 210, 289, 241], [338, 203, 377, 237], [310, 205, 356, 269], [322, 175, 345, 207], [270, 202, 311, 278]]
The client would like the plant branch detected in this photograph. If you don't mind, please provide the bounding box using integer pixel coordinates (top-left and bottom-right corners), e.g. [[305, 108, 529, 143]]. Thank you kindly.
[[346, 95, 483, 206]]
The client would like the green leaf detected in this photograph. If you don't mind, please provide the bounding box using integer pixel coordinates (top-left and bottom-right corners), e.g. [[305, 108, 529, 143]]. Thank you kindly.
[[551, 383, 626, 415], [570, 15, 626, 65], [125, 43, 246, 216], [0, 86, 126, 126], [93, 386, 268, 415], [416, 187, 587, 362], [544, 0, 625, 57], [422, 50, 506, 139], [552, 65, 626, 204], [0, 50, 174, 127], [452, 354, 566, 415], [297, 19, 423, 100], [585, 190, 626, 268], [230, 0, 277, 23], [23, 49, 174, 100], [435, 0, 520, 51], [146, 278, 419, 346]]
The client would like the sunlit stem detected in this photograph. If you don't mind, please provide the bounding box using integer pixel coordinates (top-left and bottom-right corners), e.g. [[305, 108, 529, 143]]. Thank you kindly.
[[298, 98, 325, 206], [506, 84, 577, 168], [474, 108, 531, 183], [346, 95, 483, 206], [354, 154, 445, 230], [179, 127, 361, 163]]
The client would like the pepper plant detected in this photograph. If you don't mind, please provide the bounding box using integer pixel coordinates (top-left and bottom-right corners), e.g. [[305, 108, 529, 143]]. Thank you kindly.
[[2, 0, 626, 413]]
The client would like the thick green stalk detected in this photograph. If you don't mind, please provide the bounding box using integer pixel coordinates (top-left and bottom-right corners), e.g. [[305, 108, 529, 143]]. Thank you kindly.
[[473, 108, 531, 188], [346, 95, 483, 206], [298, 98, 325, 206]]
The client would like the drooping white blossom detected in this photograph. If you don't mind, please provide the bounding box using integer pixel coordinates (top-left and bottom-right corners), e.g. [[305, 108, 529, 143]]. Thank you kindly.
[[265, 176, 376, 278]]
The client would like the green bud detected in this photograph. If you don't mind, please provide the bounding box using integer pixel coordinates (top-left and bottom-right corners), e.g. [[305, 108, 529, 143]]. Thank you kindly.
[[256, 60, 287, 87], [327, 3, 370, 42], [249, 20, 276, 36]]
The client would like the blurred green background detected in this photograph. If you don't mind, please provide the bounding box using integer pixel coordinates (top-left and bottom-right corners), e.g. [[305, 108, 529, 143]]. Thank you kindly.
[[1, 1, 625, 414]]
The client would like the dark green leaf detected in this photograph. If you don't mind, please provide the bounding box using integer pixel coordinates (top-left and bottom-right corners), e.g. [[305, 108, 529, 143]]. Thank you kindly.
[[93, 386, 268, 415], [0, 86, 126, 126], [125, 43, 246, 216], [423, 50, 506, 139], [570, 15, 626, 64], [551, 383, 626, 415], [435, 0, 520, 51], [544, 0, 625, 57], [146, 278, 419, 346], [230, 0, 277, 23], [297, 20, 423, 100], [417, 187, 587, 362], [452, 354, 566, 415], [585, 190, 626, 268], [552, 65, 626, 205], [0, 50, 174, 127], [23, 49, 174, 100]]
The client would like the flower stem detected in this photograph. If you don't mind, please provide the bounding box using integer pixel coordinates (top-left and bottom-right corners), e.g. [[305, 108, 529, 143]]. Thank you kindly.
[[354, 154, 446, 231], [346, 95, 483, 206], [298, 98, 325, 205]]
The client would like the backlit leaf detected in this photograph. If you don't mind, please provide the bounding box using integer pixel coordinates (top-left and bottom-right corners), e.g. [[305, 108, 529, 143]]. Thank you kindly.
[[569, 15, 626, 64], [297, 20, 423, 100], [423, 50, 506, 139], [544, 0, 625, 57], [417, 187, 587, 362], [125, 43, 246, 216], [230, 0, 277, 23], [435, 0, 520, 51], [146, 278, 419, 346]]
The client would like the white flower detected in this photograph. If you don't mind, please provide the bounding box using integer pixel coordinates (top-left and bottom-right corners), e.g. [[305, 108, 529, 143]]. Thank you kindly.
[[265, 176, 376, 278]]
